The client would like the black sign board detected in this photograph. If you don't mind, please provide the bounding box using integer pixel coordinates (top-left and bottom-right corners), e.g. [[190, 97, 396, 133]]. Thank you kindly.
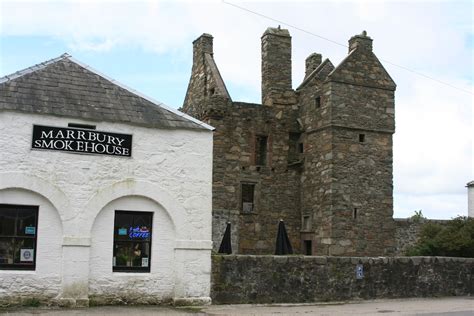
[[32, 125, 132, 157]]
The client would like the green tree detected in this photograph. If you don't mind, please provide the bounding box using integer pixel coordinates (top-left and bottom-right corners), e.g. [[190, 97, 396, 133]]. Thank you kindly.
[[406, 216, 474, 258]]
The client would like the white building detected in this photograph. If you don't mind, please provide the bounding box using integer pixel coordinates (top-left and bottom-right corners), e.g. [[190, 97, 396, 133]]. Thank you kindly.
[[0, 54, 213, 307], [468, 181, 474, 218]]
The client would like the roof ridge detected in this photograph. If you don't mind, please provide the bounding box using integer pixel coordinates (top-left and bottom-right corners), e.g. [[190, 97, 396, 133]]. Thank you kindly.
[[0, 53, 71, 85], [66, 56, 214, 131]]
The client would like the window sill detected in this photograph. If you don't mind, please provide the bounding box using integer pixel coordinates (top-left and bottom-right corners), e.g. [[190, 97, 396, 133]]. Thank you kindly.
[[112, 271, 151, 275], [0, 269, 36, 274]]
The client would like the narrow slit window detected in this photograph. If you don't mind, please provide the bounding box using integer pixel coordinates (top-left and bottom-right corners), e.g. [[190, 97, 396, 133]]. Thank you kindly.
[[315, 96, 321, 108], [353, 208, 358, 219], [255, 135, 268, 166], [304, 240, 312, 255], [359, 134, 365, 143], [241, 183, 255, 213], [299, 143, 304, 153], [303, 215, 311, 231]]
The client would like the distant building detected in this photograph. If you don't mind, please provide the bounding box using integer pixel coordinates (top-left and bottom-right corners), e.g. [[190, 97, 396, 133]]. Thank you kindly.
[[182, 27, 397, 256], [0, 55, 213, 306], [468, 181, 474, 218]]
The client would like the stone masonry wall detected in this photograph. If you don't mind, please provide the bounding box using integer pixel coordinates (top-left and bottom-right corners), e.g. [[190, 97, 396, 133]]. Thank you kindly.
[[211, 255, 474, 304], [394, 218, 451, 255]]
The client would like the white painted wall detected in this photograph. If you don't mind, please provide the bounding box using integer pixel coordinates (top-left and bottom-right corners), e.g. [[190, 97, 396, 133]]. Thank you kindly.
[[0, 189, 63, 304], [468, 182, 474, 218], [0, 110, 213, 306]]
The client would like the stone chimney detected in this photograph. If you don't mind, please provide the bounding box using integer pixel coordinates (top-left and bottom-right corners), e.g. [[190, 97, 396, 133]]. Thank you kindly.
[[467, 181, 474, 218], [348, 30, 373, 52], [261, 26, 292, 104], [305, 53, 322, 79], [193, 33, 213, 61]]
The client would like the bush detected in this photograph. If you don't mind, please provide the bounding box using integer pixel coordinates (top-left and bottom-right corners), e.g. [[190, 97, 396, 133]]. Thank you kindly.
[[406, 216, 474, 258]]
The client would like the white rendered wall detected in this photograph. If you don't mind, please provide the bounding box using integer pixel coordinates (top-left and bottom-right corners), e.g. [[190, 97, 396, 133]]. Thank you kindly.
[[468, 185, 474, 218], [0, 110, 213, 305], [0, 189, 63, 304], [89, 196, 176, 303]]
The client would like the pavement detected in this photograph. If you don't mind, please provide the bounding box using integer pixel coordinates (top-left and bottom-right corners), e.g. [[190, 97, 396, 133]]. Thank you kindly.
[[1, 297, 473, 315]]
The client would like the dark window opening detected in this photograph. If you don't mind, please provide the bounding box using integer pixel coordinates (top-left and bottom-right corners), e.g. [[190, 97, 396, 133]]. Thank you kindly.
[[68, 123, 96, 130], [304, 240, 312, 255], [0, 204, 38, 270], [359, 134, 365, 143], [255, 135, 268, 166], [209, 87, 215, 96], [241, 183, 255, 213], [113, 211, 153, 273], [288, 133, 302, 163], [298, 143, 304, 153], [353, 208, 358, 219], [315, 96, 321, 108]]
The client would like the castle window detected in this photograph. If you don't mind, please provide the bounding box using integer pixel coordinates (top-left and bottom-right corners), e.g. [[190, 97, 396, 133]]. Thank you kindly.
[[304, 240, 312, 255], [299, 143, 304, 153], [353, 208, 358, 219], [241, 183, 255, 213], [303, 215, 311, 231], [315, 96, 321, 108], [359, 134, 365, 143], [255, 135, 267, 166], [209, 87, 215, 96]]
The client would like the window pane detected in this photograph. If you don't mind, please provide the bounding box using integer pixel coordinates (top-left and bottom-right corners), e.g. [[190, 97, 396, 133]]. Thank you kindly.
[[16, 209, 37, 237], [0, 238, 14, 264], [114, 242, 133, 267], [0, 209, 17, 236], [14, 238, 35, 265], [113, 211, 153, 271], [130, 242, 150, 267]]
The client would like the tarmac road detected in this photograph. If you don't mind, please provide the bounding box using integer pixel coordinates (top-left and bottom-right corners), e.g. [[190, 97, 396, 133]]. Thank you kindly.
[[1, 297, 473, 315]]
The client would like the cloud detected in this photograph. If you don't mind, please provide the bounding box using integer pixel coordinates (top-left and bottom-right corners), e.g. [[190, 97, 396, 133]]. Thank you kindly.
[[1, 0, 472, 218]]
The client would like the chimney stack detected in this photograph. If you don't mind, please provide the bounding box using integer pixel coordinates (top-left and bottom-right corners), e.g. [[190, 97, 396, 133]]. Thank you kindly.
[[193, 33, 213, 62], [261, 26, 292, 104], [348, 30, 373, 53], [305, 53, 322, 79]]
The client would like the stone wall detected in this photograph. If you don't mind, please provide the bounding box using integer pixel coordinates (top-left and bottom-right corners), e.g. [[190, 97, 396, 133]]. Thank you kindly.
[[394, 218, 451, 255], [211, 255, 474, 304]]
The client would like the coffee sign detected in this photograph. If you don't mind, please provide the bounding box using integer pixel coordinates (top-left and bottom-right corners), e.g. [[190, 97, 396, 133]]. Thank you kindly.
[[32, 125, 132, 157]]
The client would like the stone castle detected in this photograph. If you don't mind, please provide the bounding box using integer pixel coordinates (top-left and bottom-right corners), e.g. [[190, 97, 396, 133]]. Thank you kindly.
[[182, 27, 397, 256]]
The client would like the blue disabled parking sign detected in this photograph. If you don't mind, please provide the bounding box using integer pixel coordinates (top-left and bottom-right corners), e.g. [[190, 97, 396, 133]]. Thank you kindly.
[[356, 264, 364, 279]]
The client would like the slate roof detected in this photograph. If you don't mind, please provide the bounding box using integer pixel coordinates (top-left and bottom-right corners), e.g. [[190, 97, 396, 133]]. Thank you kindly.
[[0, 54, 213, 131]]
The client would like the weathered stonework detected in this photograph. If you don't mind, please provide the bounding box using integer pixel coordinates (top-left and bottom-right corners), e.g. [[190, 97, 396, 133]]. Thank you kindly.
[[211, 255, 474, 304], [394, 218, 451, 255], [183, 28, 397, 256]]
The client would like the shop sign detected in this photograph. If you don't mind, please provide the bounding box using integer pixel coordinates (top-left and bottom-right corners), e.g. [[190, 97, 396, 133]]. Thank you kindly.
[[25, 226, 36, 235], [31, 125, 132, 157], [129, 226, 150, 239], [355, 264, 364, 279], [20, 249, 34, 262]]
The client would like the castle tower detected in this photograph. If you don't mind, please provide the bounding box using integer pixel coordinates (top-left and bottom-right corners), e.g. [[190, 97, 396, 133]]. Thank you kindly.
[[261, 27, 296, 106], [298, 31, 396, 256]]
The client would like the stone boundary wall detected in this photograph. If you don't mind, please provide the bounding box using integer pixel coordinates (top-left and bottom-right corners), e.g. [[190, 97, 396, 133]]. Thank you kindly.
[[211, 255, 473, 304], [394, 218, 451, 255]]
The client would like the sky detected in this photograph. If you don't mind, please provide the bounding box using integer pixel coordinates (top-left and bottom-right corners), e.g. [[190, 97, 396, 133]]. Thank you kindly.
[[0, 0, 472, 219]]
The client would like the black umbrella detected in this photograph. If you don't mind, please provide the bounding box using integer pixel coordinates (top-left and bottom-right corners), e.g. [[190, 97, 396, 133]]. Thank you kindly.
[[218, 222, 232, 254], [275, 220, 293, 255]]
